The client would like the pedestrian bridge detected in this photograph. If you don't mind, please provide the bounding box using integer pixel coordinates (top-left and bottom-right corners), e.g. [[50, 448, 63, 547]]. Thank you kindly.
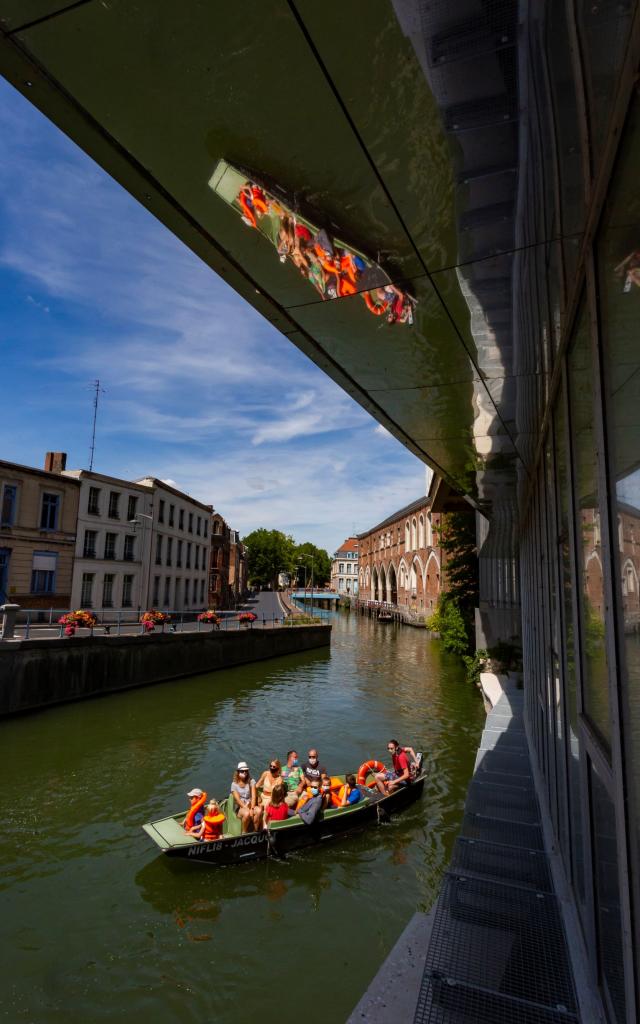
[[290, 591, 340, 602]]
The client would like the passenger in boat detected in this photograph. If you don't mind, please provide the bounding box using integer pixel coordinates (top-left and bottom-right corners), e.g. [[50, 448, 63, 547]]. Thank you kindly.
[[256, 758, 282, 814], [295, 780, 321, 813], [320, 774, 333, 810], [198, 800, 225, 842], [281, 750, 304, 808], [303, 749, 326, 787], [264, 783, 290, 825], [374, 739, 412, 795], [336, 774, 362, 808], [231, 762, 262, 833], [183, 787, 206, 835]]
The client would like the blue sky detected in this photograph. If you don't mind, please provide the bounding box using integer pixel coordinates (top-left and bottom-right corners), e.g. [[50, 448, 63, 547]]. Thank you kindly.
[[0, 78, 427, 553]]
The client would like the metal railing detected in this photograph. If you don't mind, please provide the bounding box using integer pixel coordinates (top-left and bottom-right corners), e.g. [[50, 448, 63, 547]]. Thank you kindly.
[[5, 607, 305, 640]]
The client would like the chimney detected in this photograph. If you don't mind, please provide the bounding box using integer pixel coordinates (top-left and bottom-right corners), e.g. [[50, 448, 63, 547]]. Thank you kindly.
[[44, 452, 67, 474]]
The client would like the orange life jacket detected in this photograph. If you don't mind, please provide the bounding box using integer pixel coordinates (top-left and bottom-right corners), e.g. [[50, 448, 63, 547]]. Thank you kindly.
[[238, 190, 257, 228], [202, 812, 225, 841], [250, 186, 268, 214], [184, 790, 207, 830]]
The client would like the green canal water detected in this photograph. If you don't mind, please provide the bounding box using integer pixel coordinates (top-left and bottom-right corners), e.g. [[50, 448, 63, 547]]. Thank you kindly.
[[0, 610, 484, 1024]]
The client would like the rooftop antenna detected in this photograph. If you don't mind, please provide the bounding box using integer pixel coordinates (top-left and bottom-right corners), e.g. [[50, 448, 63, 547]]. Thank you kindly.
[[88, 379, 105, 472]]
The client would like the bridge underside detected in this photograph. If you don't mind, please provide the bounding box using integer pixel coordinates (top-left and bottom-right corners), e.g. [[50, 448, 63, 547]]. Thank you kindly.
[[1, 0, 534, 516]]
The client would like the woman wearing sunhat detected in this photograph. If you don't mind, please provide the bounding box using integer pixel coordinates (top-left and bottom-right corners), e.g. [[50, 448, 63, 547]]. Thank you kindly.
[[230, 762, 262, 833]]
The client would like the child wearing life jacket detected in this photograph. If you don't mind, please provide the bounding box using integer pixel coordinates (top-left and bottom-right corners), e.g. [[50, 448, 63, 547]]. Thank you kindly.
[[198, 800, 225, 842]]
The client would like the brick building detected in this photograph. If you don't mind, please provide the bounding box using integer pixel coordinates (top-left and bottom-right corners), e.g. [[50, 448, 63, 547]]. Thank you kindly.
[[0, 453, 80, 609], [208, 512, 231, 609], [358, 496, 442, 615], [228, 530, 247, 605]]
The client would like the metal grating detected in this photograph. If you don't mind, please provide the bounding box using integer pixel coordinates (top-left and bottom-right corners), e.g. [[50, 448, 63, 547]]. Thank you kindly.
[[444, 94, 519, 132], [475, 749, 532, 776], [451, 837, 553, 892], [415, 975, 579, 1024], [479, 733, 529, 753], [415, 874, 578, 1016], [462, 812, 544, 850], [473, 768, 534, 791], [465, 781, 540, 824]]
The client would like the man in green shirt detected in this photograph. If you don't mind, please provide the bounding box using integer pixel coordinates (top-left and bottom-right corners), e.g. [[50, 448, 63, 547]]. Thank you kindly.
[[281, 749, 304, 808]]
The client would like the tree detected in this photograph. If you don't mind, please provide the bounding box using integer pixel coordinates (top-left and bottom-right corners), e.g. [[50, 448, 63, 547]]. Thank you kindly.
[[427, 512, 478, 656], [242, 529, 296, 589], [294, 542, 332, 588]]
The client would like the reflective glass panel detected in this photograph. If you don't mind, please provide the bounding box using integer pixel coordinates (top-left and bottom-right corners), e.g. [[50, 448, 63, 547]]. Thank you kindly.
[[597, 93, 640, 906], [568, 307, 610, 743], [590, 759, 626, 1023]]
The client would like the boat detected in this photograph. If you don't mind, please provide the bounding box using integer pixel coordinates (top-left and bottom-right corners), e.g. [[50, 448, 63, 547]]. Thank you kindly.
[[142, 759, 425, 866], [377, 611, 394, 622]]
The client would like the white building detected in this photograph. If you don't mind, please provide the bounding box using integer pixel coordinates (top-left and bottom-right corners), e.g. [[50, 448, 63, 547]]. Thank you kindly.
[[135, 478, 211, 613], [331, 537, 359, 595], [62, 470, 153, 614]]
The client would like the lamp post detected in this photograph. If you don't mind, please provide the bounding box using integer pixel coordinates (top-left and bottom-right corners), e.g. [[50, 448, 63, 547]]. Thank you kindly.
[[130, 511, 153, 609]]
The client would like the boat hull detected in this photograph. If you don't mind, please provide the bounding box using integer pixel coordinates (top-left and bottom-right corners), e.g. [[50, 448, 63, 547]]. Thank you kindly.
[[143, 776, 424, 866]]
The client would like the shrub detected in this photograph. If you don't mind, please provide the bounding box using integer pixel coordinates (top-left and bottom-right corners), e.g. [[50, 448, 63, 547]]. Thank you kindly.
[[426, 597, 472, 656]]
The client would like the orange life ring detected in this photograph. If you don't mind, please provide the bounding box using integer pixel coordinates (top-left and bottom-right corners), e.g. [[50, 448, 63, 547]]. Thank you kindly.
[[184, 790, 207, 830], [357, 760, 385, 788], [363, 291, 389, 316]]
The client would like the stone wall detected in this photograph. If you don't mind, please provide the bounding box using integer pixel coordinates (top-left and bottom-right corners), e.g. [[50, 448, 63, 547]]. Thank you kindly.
[[0, 624, 331, 716]]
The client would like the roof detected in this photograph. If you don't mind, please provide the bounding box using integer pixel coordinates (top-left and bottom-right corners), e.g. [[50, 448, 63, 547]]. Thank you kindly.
[[358, 495, 431, 538], [134, 477, 213, 512], [63, 469, 153, 492], [0, 458, 80, 485], [334, 536, 359, 555]]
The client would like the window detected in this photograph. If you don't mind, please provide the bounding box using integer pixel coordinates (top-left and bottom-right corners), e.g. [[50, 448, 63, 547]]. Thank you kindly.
[[338, 578, 344, 591], [127, 495, 138, 521], [83, 530, 97, 558], [158, 499, 165, 524], [178, 508, 184, 530], [1, 484, 17, 526], [166, 537, 173, 566], [81, 571, 94, 606], [152, 576, 160, 605], [176, 539, 183, 567], [102, 573, 114, 608], [197, 516, 201, 536], [169, 504, 175, 527], [175, 578, 181, 606], [418, 515, 425, 548], [200, 579, 205, 603], [339, 562, 344, 574], [203, 519, 208, 538], [40, 492, 59, 530], [122, 574, 133, 607], [188, 512, 193, 533], [163, 576, 171, 606], [155, 534, 163, 566], [184, 579, 190, 604], [104, 533, 117, 560], [405, 521, 410, 548], [123, 535, 135, 561], [186, 542, 192, 569], [108, 492, 120, 519], [87, 487, 100, 515], [31, 551, 57, 594]]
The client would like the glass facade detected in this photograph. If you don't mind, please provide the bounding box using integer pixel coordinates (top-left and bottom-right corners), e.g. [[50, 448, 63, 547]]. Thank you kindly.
[[520, 75, 640, 1024]]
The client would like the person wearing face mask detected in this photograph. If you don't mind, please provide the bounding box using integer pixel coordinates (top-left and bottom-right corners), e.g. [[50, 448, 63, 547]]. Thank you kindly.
[[303, 749, 326, 788], [281, 750, 304, 808], [295, 778, 321, 813], [256, 758, 282, 815], [231, 761, 262, 833]]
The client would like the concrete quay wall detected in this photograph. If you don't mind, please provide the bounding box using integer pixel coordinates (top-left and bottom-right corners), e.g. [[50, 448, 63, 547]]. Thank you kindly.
[[0, 625, 331, 717]]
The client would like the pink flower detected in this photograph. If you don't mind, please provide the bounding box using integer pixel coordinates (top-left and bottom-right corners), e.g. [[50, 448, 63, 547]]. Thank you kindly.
[[64, 625, 76, 636]]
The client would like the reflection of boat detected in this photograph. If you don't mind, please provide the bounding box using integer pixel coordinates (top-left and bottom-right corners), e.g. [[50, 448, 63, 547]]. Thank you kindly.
[[377, 611, 393, 622], [208, 159, 416, 324], [142, 762, 424, 866]]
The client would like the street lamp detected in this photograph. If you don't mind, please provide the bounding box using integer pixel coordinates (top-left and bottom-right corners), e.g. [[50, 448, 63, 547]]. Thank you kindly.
[[130, 512, 153, 609]]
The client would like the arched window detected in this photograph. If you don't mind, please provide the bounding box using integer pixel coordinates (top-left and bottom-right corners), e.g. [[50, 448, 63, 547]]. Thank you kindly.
[[418, 514, 425, 549], [405, 521, 410, 548], [426, 514, 432, 548], [411, 518, 417, 550]]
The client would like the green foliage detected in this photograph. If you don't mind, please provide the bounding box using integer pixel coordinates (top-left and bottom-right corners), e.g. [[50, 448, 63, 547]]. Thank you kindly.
[[462, 648, 488, 685], [426, 596, 472, 656], [283, 614, 323, 626], [435, 512, 478, 611], [243, 528, 296, 589], [487, 640, 522, 673], [294, 542, 332, 588], [242, 530, 332, 590]]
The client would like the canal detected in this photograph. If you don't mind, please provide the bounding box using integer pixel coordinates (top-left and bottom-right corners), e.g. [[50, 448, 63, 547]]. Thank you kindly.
[[0, 609, 485, 1024]]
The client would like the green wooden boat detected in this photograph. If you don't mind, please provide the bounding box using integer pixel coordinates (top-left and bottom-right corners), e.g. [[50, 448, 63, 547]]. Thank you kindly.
[[142, 763, 425, 866]]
